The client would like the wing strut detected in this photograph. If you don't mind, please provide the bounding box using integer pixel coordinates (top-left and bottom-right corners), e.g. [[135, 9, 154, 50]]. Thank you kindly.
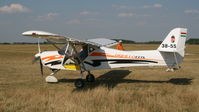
[[38, 38, 41, 53]]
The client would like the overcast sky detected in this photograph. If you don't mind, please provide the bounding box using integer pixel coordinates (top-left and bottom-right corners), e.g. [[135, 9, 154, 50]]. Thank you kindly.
[[0, 0, 199, 42]]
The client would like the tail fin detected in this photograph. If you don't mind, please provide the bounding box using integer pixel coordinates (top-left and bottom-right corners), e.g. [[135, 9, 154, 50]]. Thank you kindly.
[[158, 28, 187, 57]]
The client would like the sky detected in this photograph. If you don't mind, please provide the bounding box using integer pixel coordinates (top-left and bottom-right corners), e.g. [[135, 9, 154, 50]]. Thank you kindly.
[[0, 0, 199, 43]]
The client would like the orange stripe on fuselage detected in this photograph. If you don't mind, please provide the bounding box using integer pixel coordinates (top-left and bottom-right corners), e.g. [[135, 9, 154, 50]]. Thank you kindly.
[[41, 55, 63, 63], [90, 52, 162, 62]]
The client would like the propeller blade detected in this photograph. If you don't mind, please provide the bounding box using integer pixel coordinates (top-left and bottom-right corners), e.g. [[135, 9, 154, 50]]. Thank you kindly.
[[39, 59, 44, 76], [32, 53, 43, 76]]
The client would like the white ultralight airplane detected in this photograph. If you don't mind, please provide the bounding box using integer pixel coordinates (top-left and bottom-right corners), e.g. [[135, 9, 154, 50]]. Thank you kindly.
[[22, 28, 187, 88]]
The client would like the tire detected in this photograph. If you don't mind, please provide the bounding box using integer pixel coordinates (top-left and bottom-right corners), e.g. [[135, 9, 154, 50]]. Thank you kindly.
[[86, 74, 95, 82], [74, 79, 84, 88]]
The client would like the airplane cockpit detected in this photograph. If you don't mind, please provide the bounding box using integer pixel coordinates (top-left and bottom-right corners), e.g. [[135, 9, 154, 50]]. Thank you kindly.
[[59, 42, 96, 67]]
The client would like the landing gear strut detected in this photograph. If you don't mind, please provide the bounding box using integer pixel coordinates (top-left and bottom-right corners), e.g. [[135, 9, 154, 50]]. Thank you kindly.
[[74, 71, 95, 88], [74, 71, 84, 88]]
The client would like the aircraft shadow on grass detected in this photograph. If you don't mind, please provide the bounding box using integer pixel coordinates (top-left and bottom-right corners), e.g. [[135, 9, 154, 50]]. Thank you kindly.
[[58, 70, 193, 91]]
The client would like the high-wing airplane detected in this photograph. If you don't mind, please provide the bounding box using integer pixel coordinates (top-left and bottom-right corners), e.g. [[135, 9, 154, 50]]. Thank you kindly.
[[22, 28, 187, 88]]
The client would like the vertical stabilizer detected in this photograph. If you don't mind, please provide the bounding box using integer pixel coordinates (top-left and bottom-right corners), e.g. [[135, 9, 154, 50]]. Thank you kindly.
[[158, 28, 187, 57]]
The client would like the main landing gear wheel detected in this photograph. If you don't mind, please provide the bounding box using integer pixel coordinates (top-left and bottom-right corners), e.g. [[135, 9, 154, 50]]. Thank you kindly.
[[74, 79, 84, 88], [86, 74, 95, 82]]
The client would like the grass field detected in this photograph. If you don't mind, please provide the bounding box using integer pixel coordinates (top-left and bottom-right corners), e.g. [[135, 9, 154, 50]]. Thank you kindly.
[[0, 44, 199, 112]]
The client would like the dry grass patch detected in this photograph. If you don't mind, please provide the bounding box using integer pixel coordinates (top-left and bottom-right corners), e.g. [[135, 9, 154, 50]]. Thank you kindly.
[[0, 44, 199, 112]]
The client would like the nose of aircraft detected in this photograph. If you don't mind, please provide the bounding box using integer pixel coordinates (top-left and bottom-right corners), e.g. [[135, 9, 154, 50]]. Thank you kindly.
[[32, 52, 41, 63], [34, 52, 41, 58]]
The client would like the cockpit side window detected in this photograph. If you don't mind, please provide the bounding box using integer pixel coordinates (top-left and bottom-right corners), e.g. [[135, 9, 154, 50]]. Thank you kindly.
[[88, 46, 95, 53], [58, 44, 67, 55]]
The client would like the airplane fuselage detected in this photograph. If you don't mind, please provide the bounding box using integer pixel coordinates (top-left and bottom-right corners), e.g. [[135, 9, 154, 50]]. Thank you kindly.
[[40, 46, 182, 71]]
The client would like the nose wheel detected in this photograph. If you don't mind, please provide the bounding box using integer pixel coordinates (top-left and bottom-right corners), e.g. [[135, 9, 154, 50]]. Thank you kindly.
[[45, 69, 59, 83]]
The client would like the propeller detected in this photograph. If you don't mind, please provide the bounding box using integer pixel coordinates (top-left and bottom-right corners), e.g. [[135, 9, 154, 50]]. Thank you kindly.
[[32, 38, 44, 76], [32, 53, 43, 76]]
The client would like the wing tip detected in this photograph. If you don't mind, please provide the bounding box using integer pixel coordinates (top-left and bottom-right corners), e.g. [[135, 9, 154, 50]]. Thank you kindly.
[[22, 30, 58, 36]]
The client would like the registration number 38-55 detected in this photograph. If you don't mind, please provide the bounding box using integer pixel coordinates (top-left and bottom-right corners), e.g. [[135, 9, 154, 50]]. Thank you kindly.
[[161, 44, 176, 48]]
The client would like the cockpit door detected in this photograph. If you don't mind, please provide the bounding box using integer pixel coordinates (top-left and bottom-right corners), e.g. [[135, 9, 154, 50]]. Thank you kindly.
[[62, 42, 81, 70]]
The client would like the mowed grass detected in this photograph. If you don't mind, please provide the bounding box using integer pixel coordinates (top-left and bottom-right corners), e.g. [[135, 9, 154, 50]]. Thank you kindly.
[[0, 44, 199, 112]]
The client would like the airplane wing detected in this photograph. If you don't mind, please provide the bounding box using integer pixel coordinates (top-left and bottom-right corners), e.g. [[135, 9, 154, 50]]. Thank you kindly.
[[86, 38, 118, 47], [22, 30, 81, 43], [22, 30, 117, 47]]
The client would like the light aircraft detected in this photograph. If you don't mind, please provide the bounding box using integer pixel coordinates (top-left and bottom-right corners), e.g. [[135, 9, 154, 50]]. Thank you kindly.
[[22, 28, 187, 88]]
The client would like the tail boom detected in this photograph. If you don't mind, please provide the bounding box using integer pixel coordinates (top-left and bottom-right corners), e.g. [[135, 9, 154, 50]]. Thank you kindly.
[[84, 28, 187, 70]]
